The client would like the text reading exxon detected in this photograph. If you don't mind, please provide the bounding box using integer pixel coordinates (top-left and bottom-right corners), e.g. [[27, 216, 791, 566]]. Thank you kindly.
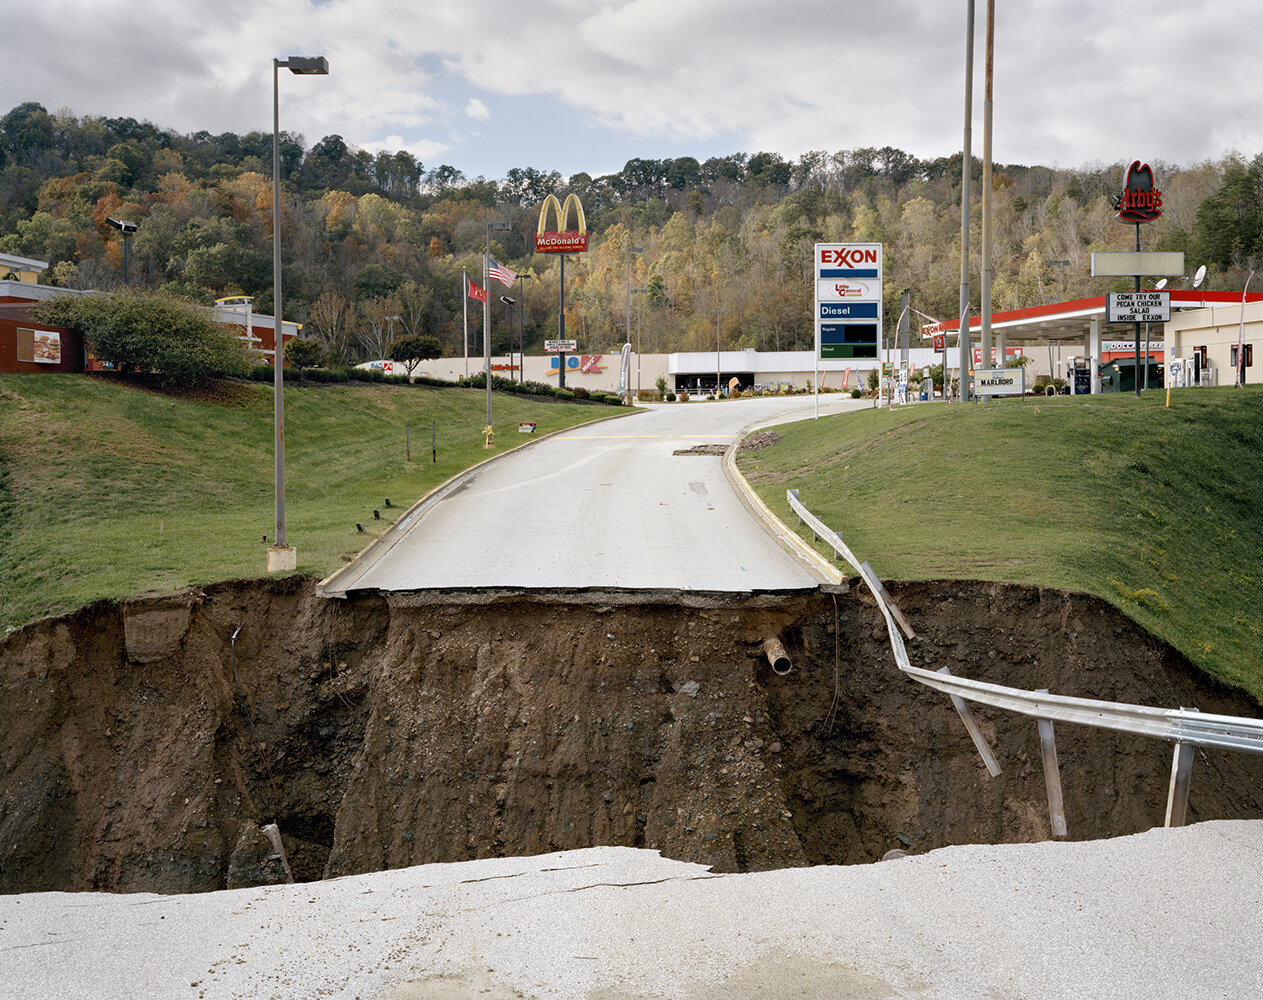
[[819, 247, 879, 267]]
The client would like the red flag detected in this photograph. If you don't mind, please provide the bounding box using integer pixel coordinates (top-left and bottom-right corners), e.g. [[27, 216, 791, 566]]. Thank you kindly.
[[467, 277, 487, 303]]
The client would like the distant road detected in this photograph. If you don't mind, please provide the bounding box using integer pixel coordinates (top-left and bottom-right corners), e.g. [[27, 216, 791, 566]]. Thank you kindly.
[[326, 394, 868, 594]]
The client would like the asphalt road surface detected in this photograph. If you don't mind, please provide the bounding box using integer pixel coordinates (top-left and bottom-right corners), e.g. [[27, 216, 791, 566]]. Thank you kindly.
[[329, 394, 869, 594]]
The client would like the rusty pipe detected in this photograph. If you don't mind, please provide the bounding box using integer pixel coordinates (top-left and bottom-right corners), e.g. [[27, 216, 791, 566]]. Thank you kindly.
[[763, 637, 792, 676]]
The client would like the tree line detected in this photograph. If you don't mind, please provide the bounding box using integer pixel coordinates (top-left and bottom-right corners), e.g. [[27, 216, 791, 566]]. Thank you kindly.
[[3, 100, 1261, 367]]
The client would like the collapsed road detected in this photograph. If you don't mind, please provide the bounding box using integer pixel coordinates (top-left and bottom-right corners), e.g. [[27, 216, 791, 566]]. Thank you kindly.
[[2, 395, 1261, 897]]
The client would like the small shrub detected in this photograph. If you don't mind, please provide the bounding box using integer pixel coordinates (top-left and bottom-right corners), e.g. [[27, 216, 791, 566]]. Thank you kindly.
[[850, 387, 862, 398], [665, 391, 676, 401], [571, 385, 590, 400]]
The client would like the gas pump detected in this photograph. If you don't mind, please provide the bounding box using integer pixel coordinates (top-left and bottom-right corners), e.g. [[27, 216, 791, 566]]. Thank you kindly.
[[1066, 357, 1092, 395]]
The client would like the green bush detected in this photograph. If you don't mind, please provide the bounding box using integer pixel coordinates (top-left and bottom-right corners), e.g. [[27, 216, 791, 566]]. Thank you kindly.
[[850, 388, 862, 398], [284, 337, 326, 369], [35, 290, 252, 386], [665, 391, 676, 401]]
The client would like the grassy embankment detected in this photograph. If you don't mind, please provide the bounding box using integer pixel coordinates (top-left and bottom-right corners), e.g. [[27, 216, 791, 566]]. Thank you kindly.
[[738, 387, 1263, 699], [0, 374, 625, 629]]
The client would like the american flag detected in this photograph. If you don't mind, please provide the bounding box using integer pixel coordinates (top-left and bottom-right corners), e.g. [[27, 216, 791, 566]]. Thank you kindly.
[[487, 255, 517, 288]]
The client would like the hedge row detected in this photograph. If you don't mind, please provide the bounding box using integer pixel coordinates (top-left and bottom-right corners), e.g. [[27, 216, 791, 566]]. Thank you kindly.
[[247, 365, 624, 405]]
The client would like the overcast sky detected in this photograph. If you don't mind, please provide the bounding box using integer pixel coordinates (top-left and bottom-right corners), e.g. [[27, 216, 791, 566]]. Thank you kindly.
[[5, 0, 1260, 181]]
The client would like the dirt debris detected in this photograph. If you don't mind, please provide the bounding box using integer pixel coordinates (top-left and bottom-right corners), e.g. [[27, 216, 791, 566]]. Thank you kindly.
[[1, 576, 1260, 894]]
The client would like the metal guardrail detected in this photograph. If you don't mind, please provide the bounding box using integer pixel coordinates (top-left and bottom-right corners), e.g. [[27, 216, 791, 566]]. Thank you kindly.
[[786, 488, 1263, 831]]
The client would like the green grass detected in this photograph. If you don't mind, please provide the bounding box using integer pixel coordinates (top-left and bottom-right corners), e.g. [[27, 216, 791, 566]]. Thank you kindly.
[[0, 374, 626, 629], [738, 387, 1263, 698]]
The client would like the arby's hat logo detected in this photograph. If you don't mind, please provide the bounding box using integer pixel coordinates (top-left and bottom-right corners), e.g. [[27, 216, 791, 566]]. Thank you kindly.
[[1114, 160, 1162, 224]]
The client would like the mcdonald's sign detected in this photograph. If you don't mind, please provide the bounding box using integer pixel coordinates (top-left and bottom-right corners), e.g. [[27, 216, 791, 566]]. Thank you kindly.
[[536, 193, 588, 253]]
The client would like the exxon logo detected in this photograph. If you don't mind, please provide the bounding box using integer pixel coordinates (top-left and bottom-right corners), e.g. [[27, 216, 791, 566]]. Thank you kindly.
[[821, 247, 879, 267]]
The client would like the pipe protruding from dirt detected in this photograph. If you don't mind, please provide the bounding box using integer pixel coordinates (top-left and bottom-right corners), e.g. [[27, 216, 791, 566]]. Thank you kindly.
[[763, 637, 792, 676]]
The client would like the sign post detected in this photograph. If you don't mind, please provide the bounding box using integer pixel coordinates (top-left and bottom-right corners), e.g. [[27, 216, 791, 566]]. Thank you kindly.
[[814, 243, 883, 418], [1112, 161, 1164, 396], [535, 193, 589, 389]]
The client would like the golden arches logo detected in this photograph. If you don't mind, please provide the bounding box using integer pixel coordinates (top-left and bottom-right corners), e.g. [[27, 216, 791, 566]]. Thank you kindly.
[[535, 193, 589, 253]]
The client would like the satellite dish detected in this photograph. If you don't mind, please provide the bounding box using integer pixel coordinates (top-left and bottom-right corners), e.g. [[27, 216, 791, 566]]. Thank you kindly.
[[1193, 265, 1207, 288], [1154, 279, 1167, 290]]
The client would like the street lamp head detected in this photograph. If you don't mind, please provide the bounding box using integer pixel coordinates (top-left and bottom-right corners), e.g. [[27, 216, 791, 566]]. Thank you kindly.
[[282, 56, 329, 75], [500, 296, 516, 306], [489, 222, 510, 231], [105, 217, 137, 233]]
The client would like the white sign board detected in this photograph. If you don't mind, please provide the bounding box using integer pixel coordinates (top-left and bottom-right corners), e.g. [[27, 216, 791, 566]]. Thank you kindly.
[[544, 339, 578, 353], [972, 367, 1025, 397], [1107, 291, 1170, 323]]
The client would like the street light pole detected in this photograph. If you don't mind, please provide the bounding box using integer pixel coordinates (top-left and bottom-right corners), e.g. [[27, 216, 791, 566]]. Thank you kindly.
[[633, 287, 647, 395], [270, 54, 328, 573], [625, 244, 643, 391], [715, 306, 725, 397], [516, 273, 532, 383]]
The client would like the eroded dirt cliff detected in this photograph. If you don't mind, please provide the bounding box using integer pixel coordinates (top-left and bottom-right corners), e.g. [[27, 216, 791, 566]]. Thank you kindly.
[[2, 577, 1260, 894]]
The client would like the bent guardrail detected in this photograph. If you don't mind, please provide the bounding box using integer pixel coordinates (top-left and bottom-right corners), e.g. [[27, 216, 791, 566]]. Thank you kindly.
[[786, 488, 1263, 834]]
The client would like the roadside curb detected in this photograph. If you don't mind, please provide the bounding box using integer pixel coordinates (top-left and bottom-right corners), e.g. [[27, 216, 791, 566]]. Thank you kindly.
[[318, 405, 643, 597], [721, 406, 848, 587]]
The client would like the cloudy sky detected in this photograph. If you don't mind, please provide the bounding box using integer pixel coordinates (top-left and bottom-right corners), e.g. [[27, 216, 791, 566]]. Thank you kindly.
[[5, 0, 1260, 180]]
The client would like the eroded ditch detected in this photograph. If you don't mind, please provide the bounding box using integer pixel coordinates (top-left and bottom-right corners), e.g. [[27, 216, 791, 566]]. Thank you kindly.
[[2, 576, 1261, 894]]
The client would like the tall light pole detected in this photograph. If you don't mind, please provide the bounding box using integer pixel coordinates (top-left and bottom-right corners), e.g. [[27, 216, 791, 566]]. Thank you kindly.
[[105, 217, 137, 283], [715, 305, 725, 396], [633, 287, 647, 395], [484, 221, 510, 426], [499, 294, 516, 373], [959, 0, 975, 402], [269, 54, 328, 573], [515, 273, 532, 382], [625, 243, 643, 375]]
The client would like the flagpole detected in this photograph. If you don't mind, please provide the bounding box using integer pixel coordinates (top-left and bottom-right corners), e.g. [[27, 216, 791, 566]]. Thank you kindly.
[[462, 267, 469, 378], [1236, 270, 1254, 387]]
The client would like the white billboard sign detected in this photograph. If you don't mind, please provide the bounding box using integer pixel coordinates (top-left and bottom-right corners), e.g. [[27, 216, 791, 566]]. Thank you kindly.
[[1107, 291, 1170, 323]]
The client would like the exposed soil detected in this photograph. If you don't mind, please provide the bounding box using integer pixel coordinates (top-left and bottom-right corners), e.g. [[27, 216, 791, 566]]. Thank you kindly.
[[2, 577, 1261, 895]]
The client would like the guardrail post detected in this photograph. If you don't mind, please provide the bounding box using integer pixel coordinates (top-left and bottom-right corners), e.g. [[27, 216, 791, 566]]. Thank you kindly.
[[788, 488, 803, 525], [938, 667, 1002, 776], [1035, 689, 1068, 837], [860, 561, 917, 639], [1165, 707, 1198, 828]]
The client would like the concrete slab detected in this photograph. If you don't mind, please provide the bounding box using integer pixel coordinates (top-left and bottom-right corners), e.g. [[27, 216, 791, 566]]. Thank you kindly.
[[3, 820, 1259, 999]]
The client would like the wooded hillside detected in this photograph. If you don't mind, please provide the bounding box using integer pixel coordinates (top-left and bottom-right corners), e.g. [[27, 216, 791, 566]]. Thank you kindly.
[[2, 100, 1260, 362]]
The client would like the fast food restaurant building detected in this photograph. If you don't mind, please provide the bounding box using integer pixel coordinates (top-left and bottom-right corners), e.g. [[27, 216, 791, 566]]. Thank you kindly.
[[0, 254, 297, 374]]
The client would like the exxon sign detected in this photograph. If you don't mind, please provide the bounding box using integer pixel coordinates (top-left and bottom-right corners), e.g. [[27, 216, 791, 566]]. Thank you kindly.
[[819, 246, 879, 268]]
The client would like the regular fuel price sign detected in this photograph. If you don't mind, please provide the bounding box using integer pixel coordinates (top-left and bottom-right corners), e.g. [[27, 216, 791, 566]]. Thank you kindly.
[[815, 243, 882, 360]]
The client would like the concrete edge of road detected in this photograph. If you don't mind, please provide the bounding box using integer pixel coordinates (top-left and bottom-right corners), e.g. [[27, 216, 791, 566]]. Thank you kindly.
[[721, 408, 847, 588], [317, 405, 645, 598]]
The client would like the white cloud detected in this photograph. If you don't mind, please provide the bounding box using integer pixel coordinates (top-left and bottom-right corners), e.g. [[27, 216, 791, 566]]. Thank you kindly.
[[3, 0, 1262, 179]]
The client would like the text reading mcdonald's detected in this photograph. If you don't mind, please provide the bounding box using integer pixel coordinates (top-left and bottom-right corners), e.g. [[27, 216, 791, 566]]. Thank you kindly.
[[536, 194, 589, 254]]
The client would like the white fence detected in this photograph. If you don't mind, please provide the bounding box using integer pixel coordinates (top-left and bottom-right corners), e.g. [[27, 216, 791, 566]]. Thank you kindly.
[[786, 488, 1263, 833]]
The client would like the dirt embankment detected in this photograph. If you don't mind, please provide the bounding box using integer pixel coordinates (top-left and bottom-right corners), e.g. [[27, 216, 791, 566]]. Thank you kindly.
[[2, 577, 1261, 895]]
